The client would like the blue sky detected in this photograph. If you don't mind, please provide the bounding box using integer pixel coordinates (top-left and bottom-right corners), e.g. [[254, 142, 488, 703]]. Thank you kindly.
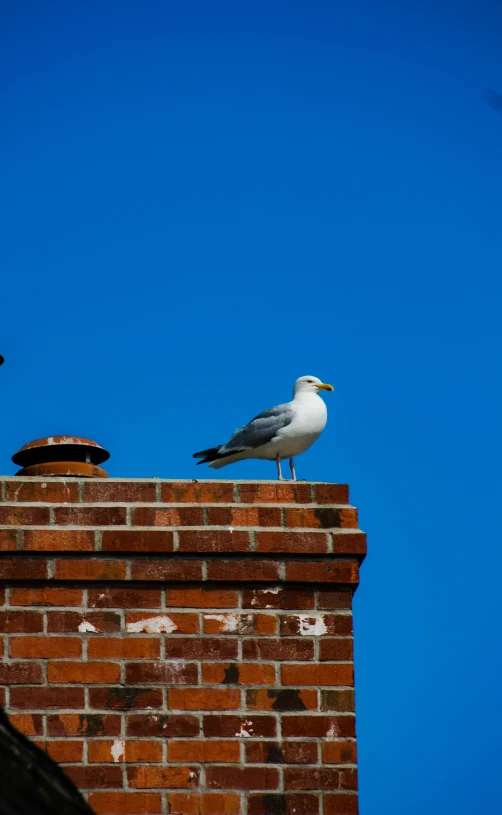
[[1, 1, 502, 812]]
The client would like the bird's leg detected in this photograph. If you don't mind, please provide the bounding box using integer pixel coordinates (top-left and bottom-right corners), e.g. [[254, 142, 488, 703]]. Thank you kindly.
[[289, 458, 297, 481], [276, 454, 284, 481]]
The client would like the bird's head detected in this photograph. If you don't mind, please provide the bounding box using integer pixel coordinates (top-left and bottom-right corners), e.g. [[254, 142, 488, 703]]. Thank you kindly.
[[294, 375, 334, 396]]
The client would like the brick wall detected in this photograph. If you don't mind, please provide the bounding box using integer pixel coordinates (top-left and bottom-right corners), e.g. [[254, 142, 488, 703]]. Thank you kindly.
[[0, 478, 366, 815]]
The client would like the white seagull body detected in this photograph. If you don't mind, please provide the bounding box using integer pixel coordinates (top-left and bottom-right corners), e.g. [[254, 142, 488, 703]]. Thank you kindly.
[[193, 375, 333, 480]]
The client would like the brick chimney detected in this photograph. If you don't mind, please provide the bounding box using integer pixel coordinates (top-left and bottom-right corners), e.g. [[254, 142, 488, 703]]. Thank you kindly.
[[0, 477, 365, 815]]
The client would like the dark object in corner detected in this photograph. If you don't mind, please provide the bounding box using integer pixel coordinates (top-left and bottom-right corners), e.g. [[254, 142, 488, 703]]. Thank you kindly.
[[0, 354, 4, 366], [0, 706, 94, 815]]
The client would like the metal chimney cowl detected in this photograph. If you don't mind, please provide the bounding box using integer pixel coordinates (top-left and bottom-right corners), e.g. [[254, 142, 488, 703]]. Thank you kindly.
[[12, 436, 110, 478]]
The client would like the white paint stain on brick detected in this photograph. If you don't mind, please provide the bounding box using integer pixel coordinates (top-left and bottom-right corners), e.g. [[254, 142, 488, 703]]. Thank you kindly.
[[299, 615, 328, 636], [262, 587, 279, 594], [78, 620, 97, 633], [236, 719, 254, 737], [205, 613, 239, 632], [326, 721, 339, 738], [111, 740, 125, 762], [126, 615, 178, 634]]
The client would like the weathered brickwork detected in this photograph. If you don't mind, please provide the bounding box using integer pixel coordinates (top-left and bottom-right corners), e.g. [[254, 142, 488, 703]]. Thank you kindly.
[[0, 478, 365, 815]]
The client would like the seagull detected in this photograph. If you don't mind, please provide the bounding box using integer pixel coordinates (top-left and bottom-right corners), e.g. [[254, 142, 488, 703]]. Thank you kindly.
[[193, 375, 334, 481]]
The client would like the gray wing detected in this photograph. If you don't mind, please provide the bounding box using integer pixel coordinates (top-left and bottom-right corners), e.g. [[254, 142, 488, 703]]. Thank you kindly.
[[219, 403, 294, 454]]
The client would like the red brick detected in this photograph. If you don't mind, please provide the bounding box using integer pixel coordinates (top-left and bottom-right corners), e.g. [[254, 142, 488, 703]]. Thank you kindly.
[[248, 794, 320, 815], [202, 663, 276, 686], [178, 530, 251, 553], [314, 484, 350, 504], [243, 639, 314, 661], [47, 610, 121, 633], [238, 483, 313, 504], [256, 531, 329, 554], [10, 587, 83, 606], [203, 715, 276, 738], [65, 765, 123, 788], [88, 638, 160, 659], [89, 739, 163, 763], [206, 506, 282, 527], [54, 559, 127, 580], [126, 662, 198, 685], [89, 687, 163, 710], [169, 740, 240, 763], [0, 559, 48, 580], [132, 507, 204, 526], [167, 793, 241, 815], [246, 688, 318, 711], [282, 716, 356, 739], [324, 794, 359, 814], [8, 713, 43, 736], [102, 530, 174, 552], [331, 532, 366, 557], [285, 769, 335, 790], [166, 588, 238, 608], [10, 687, 85, 709], [5, 479, 80, 503], [89, 792, 163, 815], [128, 766, 198, 789], [131, 560, 203, 581], [280, 614, 353, 637], [320, 640, 354, 661], [285, 768, 357, 790], [48, 662, 121, 684], [242, 588, 315, 610], [284, 508, 357, 529], [0, 588, 4, 604], [0, 663, 43, 684], [318, 591, 353, 610], [10, 636, 81, 659], [127, 714, 199, 738], [207, 561, 281, 582], [47, 713, 121, 737], [0, 529, 17, 551], [285, 561, 359, 584], [84, 481, 157, 502], [0, 610, 43, 632], [206, 766, 279, 790], [53, 506, 127, 525], [323, 741, 357, 764], [165, 638, 238, 661], [126, 612, 198, 634], [162, 482, 234, 503], [338, 769, 358, 790], [23, 529, 94, 551], [89, 588, 161, 609], [169, 689, 240, 711], [0, 506, 50, 525], [282, 664, 354, 686], [245, 741, 318, 764], [203, 613, 276, 635], [38, 740, 83, 763], [321, 691, 355, 712]]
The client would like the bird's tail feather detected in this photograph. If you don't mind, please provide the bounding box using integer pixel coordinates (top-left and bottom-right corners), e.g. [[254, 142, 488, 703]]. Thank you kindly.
[[208, 450, 247, 469], [193, 446, 246, 466], [193, 446, 223, 465]]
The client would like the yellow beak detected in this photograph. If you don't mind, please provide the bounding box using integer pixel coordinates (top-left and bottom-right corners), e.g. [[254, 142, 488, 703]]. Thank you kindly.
[[317, 383, 334, 391]]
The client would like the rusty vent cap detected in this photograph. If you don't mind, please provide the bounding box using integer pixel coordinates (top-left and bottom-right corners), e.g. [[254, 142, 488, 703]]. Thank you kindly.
[[12, 436, 110, 478]]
